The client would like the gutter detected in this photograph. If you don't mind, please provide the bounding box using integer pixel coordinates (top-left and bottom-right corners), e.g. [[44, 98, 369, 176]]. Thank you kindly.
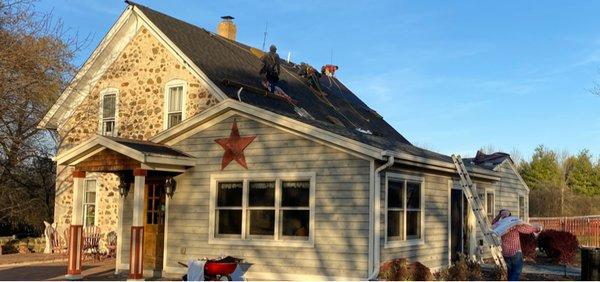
[[368, 154, 394, 280]]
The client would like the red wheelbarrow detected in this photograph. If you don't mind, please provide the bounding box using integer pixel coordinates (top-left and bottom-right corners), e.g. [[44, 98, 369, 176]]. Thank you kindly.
[[178, 256, 243, 281]]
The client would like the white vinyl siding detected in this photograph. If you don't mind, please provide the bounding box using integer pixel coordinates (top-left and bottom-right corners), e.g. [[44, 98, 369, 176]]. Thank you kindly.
[[164, 115, 371, 278]]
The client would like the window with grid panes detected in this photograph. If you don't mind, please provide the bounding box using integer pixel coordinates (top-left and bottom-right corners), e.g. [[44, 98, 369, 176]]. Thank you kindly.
[[387, 178, 423, 242], [214, 178, 311, 241], [101, 93, 116, 136], [83, 179, 97, 227], [166, 85, 183, 128]]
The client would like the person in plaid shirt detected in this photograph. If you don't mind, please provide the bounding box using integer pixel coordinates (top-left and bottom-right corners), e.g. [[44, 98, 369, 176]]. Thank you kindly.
[[492, 209, 541, 281]]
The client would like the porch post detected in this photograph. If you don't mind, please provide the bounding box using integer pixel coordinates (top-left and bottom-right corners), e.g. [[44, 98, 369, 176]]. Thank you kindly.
[[65, 170, 85, 280], [128, 168, 146, 280]]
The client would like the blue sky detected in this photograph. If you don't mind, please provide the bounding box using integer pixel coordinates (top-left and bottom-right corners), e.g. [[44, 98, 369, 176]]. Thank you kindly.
[[37, 1, 600, 160]]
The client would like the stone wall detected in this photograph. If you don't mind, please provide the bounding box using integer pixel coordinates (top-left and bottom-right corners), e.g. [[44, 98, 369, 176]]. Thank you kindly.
[[53, 27, 218, 246], [59, 27, 218, 146]]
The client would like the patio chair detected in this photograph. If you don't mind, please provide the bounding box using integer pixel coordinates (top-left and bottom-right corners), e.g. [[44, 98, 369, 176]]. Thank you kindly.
[[106, 231, 117, 258], [50, 228, 64, 254], [83, 226, 102, 261], [62, 228, 70, 254]]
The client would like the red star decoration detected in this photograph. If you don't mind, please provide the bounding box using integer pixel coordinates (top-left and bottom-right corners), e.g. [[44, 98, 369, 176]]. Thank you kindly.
[[215, 120, 256, 170]]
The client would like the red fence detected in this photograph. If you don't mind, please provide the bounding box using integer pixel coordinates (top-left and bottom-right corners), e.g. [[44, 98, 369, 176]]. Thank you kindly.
[[530, 216, 600, 247]]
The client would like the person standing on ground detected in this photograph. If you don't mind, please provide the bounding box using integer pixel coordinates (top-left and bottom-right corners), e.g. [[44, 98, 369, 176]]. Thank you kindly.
[[492, 209, 541, 281], [260, 44, 281, 93]]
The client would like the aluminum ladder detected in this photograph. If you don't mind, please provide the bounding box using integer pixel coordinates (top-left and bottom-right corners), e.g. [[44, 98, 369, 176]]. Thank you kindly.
[[451, 154, 507, 271]]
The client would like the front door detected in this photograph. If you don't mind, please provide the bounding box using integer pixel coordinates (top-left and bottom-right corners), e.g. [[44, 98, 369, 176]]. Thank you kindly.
[[143, 181, 166, 271], [450, 189, 468, 262]]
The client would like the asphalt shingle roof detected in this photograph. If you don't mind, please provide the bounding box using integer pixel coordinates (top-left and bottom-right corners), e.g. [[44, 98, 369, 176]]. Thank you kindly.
[[106, 136, 192, 158], [464, 151, 511, 170], [131, 2, 454, 163]]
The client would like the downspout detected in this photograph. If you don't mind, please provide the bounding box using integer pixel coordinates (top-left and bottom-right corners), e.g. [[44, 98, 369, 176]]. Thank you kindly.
[[368, 155, 395, 280]]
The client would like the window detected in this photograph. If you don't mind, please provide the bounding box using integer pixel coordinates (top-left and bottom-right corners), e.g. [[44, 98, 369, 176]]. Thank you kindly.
[[83, 179, 97, 227], [518, 196, 526, 220], [386, 174, 424, 245], [164, 81, 186, 129], [100, 91, 117, 136], [486, 191, 495, 222], [477, 188, 486, 214], [210, 173, 315, 246]]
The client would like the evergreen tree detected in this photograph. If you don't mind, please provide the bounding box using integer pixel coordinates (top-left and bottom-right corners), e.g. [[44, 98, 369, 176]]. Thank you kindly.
[[520, 145, 561, 189], [566, 150, 599, 196]]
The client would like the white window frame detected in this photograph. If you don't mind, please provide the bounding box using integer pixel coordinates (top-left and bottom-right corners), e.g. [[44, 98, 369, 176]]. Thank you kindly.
[[163, 79, 187, 129], [82, 178, 98, 227], [209, 172, 315, 247], [485, 189, 495, 222], [518, 194, 527, 220], [384, 172, 425, 248], [98, 88, 119, 136]]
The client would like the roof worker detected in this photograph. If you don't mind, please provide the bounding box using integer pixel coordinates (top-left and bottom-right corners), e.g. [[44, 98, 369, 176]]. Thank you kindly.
[[492, 209, 541, 281], [259, 44, 281, 93], [321, 64, 339, 77], [296, 62, 322, 92]]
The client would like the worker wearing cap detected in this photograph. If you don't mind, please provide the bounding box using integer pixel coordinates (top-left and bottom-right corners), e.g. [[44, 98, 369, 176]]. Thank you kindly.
[[492, 209, 541, 281], [259, 45, 281, 93]]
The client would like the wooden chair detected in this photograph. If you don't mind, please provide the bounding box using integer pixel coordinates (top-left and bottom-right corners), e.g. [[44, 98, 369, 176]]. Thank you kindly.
[[106, 231, 117, 258], [83, 226, 102, 261], [50, 228, 64, 254], [62, 228, 70, 254]]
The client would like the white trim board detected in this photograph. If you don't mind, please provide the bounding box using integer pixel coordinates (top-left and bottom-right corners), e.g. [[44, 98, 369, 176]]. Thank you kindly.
[[54, 135, 196, 168], [151, 99, 381, 160]]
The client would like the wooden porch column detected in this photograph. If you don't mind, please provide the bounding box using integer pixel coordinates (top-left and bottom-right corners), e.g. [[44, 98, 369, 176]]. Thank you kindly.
[[128, 168, 146, 280], [65, 170, 86, 280]]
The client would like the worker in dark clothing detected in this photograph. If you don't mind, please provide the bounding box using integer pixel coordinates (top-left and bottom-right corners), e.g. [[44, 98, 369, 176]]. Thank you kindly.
[[260, 44, 281, 93], [296, 62, 322, 92]]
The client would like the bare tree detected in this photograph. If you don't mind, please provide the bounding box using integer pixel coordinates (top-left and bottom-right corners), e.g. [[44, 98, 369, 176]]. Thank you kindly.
[[590, 68, 600, 96], [0, 0, 86, 235]]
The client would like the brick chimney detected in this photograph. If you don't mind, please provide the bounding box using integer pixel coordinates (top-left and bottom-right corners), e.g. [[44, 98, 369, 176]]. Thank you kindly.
[[217, 16, 236, 41]]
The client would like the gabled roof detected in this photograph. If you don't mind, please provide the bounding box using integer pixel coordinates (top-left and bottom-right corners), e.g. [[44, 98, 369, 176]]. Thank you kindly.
[[129, 2, 455, 163], [41, 1, 476, 168], [105, 136, 191, 158], [54, 135, 195, 171], [464, 151, 512, 170]]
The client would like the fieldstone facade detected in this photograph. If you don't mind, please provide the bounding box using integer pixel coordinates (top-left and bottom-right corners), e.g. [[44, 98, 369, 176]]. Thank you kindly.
[[53, 27, 218, 248]]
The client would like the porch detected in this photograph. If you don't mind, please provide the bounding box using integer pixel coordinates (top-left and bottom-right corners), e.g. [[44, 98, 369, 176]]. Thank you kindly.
[[54, 135, 195, 280]]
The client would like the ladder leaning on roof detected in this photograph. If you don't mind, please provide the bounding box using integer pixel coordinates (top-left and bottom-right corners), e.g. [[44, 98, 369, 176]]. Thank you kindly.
[[451, 155, 507, 271]]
